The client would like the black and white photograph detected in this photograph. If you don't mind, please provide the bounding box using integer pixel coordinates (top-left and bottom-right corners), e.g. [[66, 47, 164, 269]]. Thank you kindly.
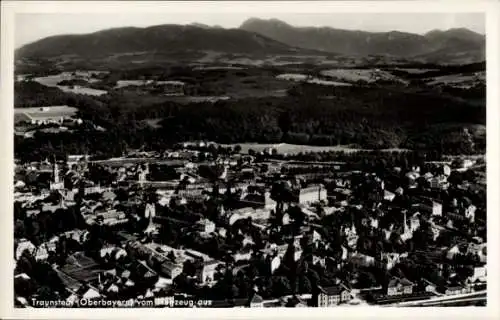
[[1, 1, 499, 319]]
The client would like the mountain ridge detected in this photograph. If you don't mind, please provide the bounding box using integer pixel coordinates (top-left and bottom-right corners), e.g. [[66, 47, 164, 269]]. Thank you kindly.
[[16, 24, 310, 60], [239, 18, 485, 63], [16, 20, 486, 65]]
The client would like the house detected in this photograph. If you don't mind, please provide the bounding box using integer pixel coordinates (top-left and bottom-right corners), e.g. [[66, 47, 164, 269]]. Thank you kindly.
[[270, 255, 281, 274], [227, 207, 271, 225], [443, 286, 463, 296], [233, 250, 253, 262], [159, 260, 183, 280], [285, 296, 309, 307], [468, 242, 487, 263], [429, 176, 449, 190], [384, 190, 396, 202], [82, 287, 101, 300], [312, 255, 326, 268], [196, 219, 216, 233], [15, 239, 36, 260], [464, 204, 476, 222], [349, 252, 375, 268], [132, 260, 158, 280], [446, 245, 461, 260], [409, 213, 420, 232], [343, 223, 358, 249], [197, 260, 222, 285], [380, 252, 407, 270], [34, 244, 50, 261], [316, 285, 351, 307], [422, 279, 437, 293], [14, 106, 78, 125], [469, 265, 487, 283], [431, 201, 443, 216], [248, 292, 264, 308], [387, 277, 414, 296]]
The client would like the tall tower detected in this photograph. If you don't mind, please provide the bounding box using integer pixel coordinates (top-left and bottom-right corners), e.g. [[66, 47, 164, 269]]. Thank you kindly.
[[144, 203, 156, 232], [53, 157, 60, 184], [403, 210, 409, 234], [50, 156, 63, 191]]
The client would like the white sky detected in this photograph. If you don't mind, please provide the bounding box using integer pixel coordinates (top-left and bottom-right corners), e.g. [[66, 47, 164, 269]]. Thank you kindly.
[[15, 12, 485, 49]]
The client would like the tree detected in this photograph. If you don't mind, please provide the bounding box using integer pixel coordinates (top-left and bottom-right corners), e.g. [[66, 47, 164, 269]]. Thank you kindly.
[[272, 276, 291, 298], [296, 275, 312, 294], [233, 145, 242, 154]]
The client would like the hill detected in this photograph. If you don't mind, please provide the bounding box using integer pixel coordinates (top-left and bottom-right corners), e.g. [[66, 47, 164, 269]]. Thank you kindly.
[[240, 18, 485, 64], [15, 24, 307, 60]]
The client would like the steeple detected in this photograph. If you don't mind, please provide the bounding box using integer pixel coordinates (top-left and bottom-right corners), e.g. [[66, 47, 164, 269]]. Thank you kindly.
[[53, 156, 60, 184], [403, 210, 409, 234]]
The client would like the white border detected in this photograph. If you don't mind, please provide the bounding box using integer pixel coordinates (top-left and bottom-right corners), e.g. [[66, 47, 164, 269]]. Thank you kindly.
[[1, 1, 499, 319]]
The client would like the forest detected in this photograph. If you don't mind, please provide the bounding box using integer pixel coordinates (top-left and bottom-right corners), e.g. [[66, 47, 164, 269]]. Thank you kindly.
[[14, 64, 486, 162]]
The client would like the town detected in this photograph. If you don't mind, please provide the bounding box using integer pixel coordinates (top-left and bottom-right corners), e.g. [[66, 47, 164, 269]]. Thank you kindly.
[[11, 10, 488, 310], [14, 138, 487, 308]]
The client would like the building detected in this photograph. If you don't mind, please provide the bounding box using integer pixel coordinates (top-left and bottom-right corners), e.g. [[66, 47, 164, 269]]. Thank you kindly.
[[50, 161, 64, 191], [432, 201, 443, 216], [67, 155, 90, 169], [422, 279, 437, 293], [464, 204, 477, 222], [384, 190, 396, 202], [387, 277, 414, 296], [316, 285, 351, 307], [197, 260, 223, 285], [469, 265, 487, 283], [443, 286, 463, 296], [349, 252, 375, 268], [380, 252, 407, 270], [248, 292, 264, 308], [15, 239, 36, 260], [14, 106, 78, 125], [196, 219, 216, 234], [343, 223, 358, 249], [158, 81, 185, 96], [297, 185, 327, 205], [429, 176, 449, 190], [159, 260, 183, 279]]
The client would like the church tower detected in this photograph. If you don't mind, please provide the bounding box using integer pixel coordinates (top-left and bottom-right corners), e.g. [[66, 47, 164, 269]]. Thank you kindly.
[[50, 156, 63, 190]]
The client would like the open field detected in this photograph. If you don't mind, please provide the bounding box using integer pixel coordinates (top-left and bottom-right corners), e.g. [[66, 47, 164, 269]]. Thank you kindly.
[[276, 73, 352, 86], [393, 68, 440, 74], [31, 74, 108, 96], [425, 72, 485, 88], [220, 143, 409, 155], [320, 68, 407, 84]]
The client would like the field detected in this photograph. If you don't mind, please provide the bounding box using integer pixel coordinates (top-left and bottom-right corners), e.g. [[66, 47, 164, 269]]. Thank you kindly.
[[276, 73, 352, 87], [425, 72, 485, 88], [115, 80, 148, 89], [394, 68, 440, 74], [32, 74, 108, 96], [320, 68, 407, 84], [220, 143, 409, 155]]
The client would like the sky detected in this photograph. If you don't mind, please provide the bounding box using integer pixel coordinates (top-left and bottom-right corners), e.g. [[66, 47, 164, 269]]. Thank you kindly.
[[15, 12, 485, 49]]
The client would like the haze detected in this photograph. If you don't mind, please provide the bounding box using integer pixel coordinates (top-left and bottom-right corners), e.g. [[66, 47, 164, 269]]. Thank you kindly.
[[15, 12, 485, 49]]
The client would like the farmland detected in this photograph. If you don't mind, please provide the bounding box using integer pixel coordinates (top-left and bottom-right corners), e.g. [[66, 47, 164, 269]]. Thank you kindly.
[[320, 68, 407, 84], [219, 143, 409, 155], [32, 73, 108, 96]]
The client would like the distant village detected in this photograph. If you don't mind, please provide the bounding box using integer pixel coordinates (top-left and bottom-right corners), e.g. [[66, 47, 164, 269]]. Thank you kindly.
[[13, 136, 487, 308]]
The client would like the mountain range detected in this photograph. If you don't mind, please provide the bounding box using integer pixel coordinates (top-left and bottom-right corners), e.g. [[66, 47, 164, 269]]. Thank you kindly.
[[240, 18, 485, 63], [16, 18, 486, 65], [16, 24, 304, 59]]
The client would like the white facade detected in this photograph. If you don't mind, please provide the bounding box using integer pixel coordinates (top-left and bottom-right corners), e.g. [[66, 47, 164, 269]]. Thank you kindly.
[[298, 185, 327, 205]]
